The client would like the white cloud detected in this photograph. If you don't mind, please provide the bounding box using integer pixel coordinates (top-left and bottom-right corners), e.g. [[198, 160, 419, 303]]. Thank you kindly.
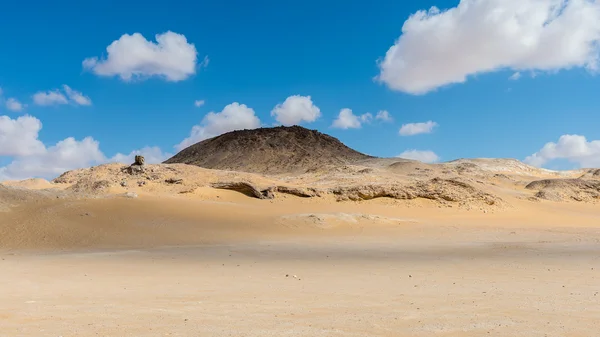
[[397, 150, 440, 163], [176, 102, 261, 150], [194, 100, 205, 107], [524, 134, 600, 168], [331, 108, 373, 129], [399, 121, 438, 136], [509, 72, 522, 80], [376, 110, 393, 122], [199, 55, 210, 68], [33, 90, 68, 106], [0, 114, 106, 180], [0, 114, 171, 181], [271, 95, 321, 126], [109, 146, 171, 165], [377, 0, 600, 95], [0, 137, 106, 181], [33, 86, 92, 106], [0, 115, 46, 156], [6, 98, 24, 111], [83, 31, 199, 82], [63, 85, 92, 106]]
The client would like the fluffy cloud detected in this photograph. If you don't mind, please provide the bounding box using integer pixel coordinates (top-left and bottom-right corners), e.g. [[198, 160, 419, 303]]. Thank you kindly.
[[194, 100, 205, 107], [33, 90, 68, 106], [6, 98, 24, 111], [0, 114, 168, 181], [1, 137, 106, 181], [399, 121, 438, 136], [271, 95, 321, 126], [83, 31, 199, 82], [524, 134, 600, 168], [109, 146, 171, 165], [0, 115, 46, 156], [177, 102, 261, 150], [376, 110, 393, 122], [63, 85, 92, 106], [397, 150, 440, 163], [331, 108, 373, 129], [33, 85, 91, 106], [0, 115, 105, 180], [377, 0, 600, 94]]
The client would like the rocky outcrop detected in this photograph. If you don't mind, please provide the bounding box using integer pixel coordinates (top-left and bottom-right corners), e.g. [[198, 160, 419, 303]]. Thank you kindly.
[[210, 178, 500, 207], [525, 179, 600, 202], [274, 186, 321, 198], [123, 156, 145, 175], [330, 178, 500, 205], [211, 182, 274, 199], [49, 163, 506, 208]]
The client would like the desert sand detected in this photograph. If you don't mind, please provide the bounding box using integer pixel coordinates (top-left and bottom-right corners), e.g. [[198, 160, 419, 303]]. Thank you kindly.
[[2, 152, 600, 336]]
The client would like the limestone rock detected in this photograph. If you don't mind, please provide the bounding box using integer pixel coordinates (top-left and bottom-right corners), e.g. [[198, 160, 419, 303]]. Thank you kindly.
[[211, 181, 274, 199], [165, 178, 183, 184], [134, 155, 145, 166]]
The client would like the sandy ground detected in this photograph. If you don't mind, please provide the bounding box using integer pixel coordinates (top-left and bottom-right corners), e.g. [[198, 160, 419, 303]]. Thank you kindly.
[[2, 191, 600, 336]]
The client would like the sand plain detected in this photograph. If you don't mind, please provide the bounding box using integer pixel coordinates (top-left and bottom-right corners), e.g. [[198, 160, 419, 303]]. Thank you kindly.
[[2, 189, 600, 336], [2, 157, 600, 336]]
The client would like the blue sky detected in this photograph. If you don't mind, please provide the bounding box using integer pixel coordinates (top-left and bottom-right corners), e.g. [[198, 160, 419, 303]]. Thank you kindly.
[[2, 0, 600, 180]]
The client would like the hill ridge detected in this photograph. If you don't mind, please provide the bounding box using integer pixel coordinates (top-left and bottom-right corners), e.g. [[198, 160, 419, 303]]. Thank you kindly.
[[164, 125, 373, 174]]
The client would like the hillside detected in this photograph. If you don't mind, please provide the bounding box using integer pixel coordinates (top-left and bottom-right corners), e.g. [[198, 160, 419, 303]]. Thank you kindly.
[[164, 125, 373, 174]]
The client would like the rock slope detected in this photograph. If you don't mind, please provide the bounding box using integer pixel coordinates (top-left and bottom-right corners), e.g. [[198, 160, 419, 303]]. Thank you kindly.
[[164, 125, 372, 174]]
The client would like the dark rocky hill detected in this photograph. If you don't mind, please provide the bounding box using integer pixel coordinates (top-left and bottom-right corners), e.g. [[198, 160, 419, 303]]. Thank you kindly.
[[164, 126, 373, 174]]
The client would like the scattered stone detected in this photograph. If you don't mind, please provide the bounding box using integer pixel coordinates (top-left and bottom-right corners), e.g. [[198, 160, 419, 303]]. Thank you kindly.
[[137, 181, 146, 187], [120, 181, 127, 187], [165, 178, 183, 185], [124, 192, 138, 198], [122, 164, 145, 175]]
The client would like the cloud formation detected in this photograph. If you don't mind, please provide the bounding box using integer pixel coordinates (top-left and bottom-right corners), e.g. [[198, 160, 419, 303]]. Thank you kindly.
[[5, 98, 24, 111], [377, 0, 600, 94], [0, 115, 169, 181], [83, 31, 199, 82], [331, 108, 372, 129], [177, 102, 261, 150], [375, 110, 393, 122], [509, 72, 522, 80], [524, 134, 600, 168], [397, 150, 440, 163], [194, 100, 205, 107], [63, 85, 92, 106], [399, 121, 438, 136], [271, 95, 321, 126], [0, 115, 46, 156], [33, 86, 91, 106], [33, 90, 68, 106], [1, 137, 106, 181], [109, 146, 171, 165]]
